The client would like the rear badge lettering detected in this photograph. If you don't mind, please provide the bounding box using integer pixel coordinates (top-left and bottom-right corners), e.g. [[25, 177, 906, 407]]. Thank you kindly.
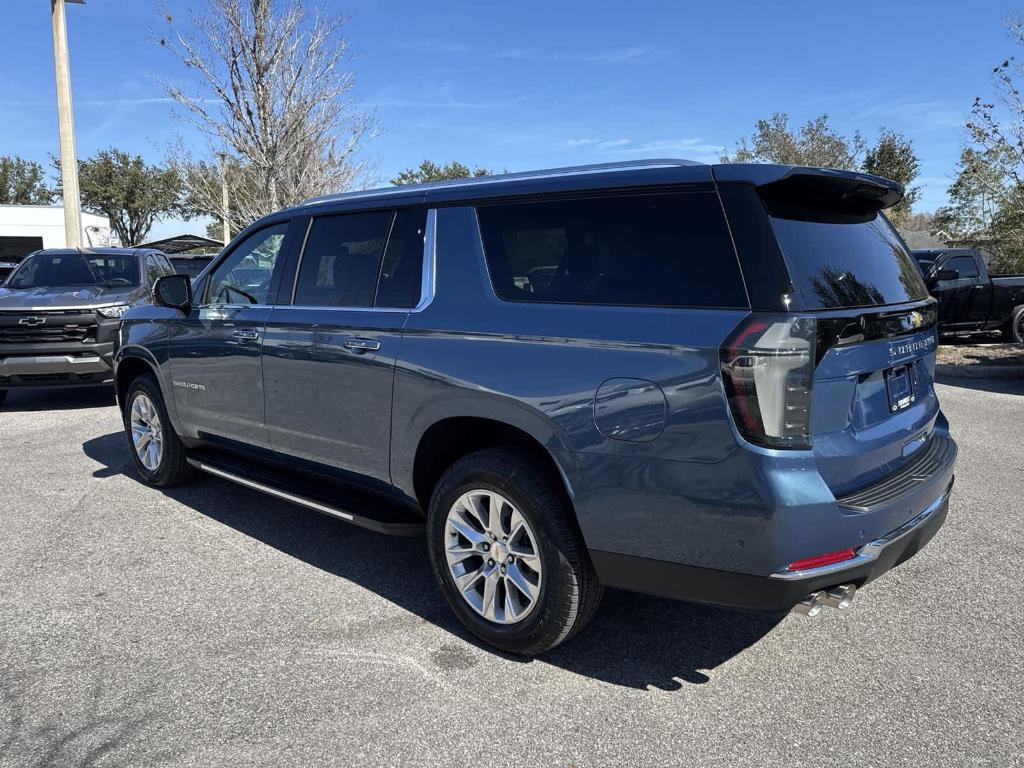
[[889, 334, 936, 362]]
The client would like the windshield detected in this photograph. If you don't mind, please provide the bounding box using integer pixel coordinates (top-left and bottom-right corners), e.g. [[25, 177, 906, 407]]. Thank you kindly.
[[768, 211, 929, 310], [6, 252, 140, 289]]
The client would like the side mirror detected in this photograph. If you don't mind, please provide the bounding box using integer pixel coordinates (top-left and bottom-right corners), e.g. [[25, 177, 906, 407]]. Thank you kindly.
[[935, 268, 959, 281], [153, 274, 193, 312]]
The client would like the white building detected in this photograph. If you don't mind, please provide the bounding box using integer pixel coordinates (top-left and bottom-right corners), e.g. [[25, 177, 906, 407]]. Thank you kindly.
[[0, 205, 115, 262]]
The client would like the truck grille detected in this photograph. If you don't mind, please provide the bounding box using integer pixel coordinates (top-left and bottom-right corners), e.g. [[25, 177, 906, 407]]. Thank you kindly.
[[0, 310, 98, 345]]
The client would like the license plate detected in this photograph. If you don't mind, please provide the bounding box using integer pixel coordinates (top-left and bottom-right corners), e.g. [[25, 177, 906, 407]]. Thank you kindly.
[[885, 364, 915, 413]]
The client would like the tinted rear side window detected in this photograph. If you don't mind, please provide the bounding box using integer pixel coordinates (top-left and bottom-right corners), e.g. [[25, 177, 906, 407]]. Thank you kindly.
[[375, 208, 426, 308], [768, 210, 928, 309], [476, 192, 747, 308], [294, 211, 393, 308]]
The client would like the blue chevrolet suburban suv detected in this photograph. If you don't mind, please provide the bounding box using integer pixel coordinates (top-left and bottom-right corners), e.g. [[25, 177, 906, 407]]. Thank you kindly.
[[114, 160, 957, 654]]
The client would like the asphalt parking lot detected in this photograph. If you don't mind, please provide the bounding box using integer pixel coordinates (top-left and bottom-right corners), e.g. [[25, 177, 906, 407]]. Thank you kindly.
[[1, 379, 1022, 767]]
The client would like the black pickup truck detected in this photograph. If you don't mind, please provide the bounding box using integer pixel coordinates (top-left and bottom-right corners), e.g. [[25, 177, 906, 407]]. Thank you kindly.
[[912, 248, 1024, 341]]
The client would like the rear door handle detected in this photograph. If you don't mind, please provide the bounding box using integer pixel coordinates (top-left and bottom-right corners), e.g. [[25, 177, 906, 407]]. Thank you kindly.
[[232, 328, 261, 341], [343, 337, 381, 353]]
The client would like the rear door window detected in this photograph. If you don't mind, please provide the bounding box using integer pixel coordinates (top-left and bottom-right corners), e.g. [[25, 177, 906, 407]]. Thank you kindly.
[[293, 211, 393, 308], [767, 209, 928, 309], [476, 191, 747, 308]]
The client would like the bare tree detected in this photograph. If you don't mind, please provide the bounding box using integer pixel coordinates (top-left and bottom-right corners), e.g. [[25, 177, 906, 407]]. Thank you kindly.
[[160, 0, 376, 230], [934, 16, 1024, 270]]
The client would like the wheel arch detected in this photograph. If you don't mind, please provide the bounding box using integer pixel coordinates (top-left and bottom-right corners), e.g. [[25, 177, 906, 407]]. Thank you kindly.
[[407, 415, 583, 538]]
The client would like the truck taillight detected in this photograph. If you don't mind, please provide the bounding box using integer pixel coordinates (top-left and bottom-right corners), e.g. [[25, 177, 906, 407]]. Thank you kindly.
[[720, 315, 816, 450]]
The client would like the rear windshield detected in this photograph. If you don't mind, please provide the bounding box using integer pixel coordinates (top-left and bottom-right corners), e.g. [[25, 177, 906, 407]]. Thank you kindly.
[[7, 252, 140, 289], [768, 211, 928, 309]]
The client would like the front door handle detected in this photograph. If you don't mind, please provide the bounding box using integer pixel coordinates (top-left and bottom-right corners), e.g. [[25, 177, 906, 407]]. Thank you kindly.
[[232, 328, 261, 341], [343, 337, 381, 353]]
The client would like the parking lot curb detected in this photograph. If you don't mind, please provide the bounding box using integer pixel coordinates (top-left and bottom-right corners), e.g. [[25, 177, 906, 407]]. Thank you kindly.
[[935, 363, 1024, 380]]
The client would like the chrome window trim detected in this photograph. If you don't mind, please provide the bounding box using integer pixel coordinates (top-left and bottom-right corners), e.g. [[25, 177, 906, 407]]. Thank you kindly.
[[279, 207, 437, 315], [769, 480, 953, 581]]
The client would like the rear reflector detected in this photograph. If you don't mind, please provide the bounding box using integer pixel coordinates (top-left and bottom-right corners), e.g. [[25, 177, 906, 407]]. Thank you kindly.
[[786, 548, 857, 572]]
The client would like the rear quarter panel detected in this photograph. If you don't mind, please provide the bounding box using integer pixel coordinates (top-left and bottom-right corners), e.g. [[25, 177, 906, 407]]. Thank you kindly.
[[391, 206, 749, 563]]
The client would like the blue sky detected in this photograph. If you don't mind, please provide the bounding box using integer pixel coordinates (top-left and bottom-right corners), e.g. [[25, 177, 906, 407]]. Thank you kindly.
[[1, 0, 1019, 239]]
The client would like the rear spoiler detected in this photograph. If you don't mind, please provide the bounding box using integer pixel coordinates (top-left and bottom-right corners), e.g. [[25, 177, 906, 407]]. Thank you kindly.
[[712, 164, 904, 213]]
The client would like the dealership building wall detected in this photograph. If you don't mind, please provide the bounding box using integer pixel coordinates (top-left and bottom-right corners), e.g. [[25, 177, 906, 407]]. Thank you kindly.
[[0, 205, 114, 262]]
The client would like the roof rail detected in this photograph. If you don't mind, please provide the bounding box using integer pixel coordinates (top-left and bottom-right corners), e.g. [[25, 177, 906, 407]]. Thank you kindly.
[[300, 158, 702, 207]]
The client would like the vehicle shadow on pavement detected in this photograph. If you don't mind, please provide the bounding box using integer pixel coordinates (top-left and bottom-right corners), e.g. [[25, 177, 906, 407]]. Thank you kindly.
[[935, 375, 1024, 396], [1, 387, 116, 413], [82, 431, 783, 691]]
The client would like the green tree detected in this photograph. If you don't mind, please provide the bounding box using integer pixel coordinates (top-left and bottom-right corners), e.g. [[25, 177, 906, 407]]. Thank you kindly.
[[722, 113, 921, 223], [721, 113, 866, 169], [391, 160, 491, 186], [57, 148, 182, 245], [0, 156, 55, 205], [863, 129, 921, 225]]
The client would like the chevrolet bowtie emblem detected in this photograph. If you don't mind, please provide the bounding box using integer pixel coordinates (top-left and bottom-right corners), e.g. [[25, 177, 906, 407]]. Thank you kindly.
[[18, 316, 46, 327], [902, 311, 924, 331]]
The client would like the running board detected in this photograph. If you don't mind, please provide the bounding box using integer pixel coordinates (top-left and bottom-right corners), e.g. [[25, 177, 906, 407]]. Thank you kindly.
[[186, 457, 424, 536]]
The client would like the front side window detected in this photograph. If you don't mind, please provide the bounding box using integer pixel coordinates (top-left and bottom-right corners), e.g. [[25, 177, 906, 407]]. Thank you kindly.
[[476, 192, 747, 308], [144, 255, 163, 287], [293, 211, 394, 308], [944, 255, 979, 279], [206, 223, 289, 305]]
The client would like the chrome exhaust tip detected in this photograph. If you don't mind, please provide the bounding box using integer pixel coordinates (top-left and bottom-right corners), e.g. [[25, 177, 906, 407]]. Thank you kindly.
[[792, 591, 826, 617], [823, 583, 857, 610]]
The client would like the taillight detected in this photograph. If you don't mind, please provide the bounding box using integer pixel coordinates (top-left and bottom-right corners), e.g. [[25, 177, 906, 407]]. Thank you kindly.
[[720, 314, 816, 450]]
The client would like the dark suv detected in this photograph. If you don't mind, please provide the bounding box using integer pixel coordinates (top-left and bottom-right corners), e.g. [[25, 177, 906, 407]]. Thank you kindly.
[[115, 160, 957, 654], [0, 247, 174, 404]]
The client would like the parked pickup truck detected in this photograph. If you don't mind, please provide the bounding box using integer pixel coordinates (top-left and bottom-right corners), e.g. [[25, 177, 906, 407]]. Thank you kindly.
[[115, 160, 957, 655], [0, 247, 175, 405], [912, 248, 1024, 341]]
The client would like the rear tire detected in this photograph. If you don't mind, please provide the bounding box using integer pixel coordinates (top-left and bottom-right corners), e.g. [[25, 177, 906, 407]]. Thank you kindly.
[[122, 374, 193, 487], [426, 448, 603, 655], [1010, 306, 1024, 344]]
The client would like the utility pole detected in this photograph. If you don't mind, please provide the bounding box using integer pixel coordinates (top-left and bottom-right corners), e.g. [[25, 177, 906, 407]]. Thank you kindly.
[[217, 152, 231, 245], [50, 0, 85, 249]]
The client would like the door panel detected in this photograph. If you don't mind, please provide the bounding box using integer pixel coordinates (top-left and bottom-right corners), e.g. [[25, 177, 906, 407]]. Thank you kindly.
[[934, 254, 988, 328], [166, 221, 293, 447], [262, 308, 406, 482], [168, 304, 271, 445]]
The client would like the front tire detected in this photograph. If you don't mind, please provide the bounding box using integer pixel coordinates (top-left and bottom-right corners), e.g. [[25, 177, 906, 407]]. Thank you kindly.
[[426, 448, 602, 655], [122, 374, 193, 487]]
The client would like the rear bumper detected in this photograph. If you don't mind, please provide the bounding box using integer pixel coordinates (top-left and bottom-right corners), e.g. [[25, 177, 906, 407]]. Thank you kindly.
[[591, 479, 952, 612]]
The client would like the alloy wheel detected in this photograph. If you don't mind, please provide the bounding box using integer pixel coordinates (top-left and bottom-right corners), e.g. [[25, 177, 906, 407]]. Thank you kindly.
[[130, 393, 164, 472], [444, 489, 543, 625]]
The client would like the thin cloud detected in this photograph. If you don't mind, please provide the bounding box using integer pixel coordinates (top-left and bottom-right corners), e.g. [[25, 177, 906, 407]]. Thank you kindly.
[[393, 41, 654, 64], [566, 138, 632, 149], [621, 138, 725, 160], [554, 46, 653, 63]]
